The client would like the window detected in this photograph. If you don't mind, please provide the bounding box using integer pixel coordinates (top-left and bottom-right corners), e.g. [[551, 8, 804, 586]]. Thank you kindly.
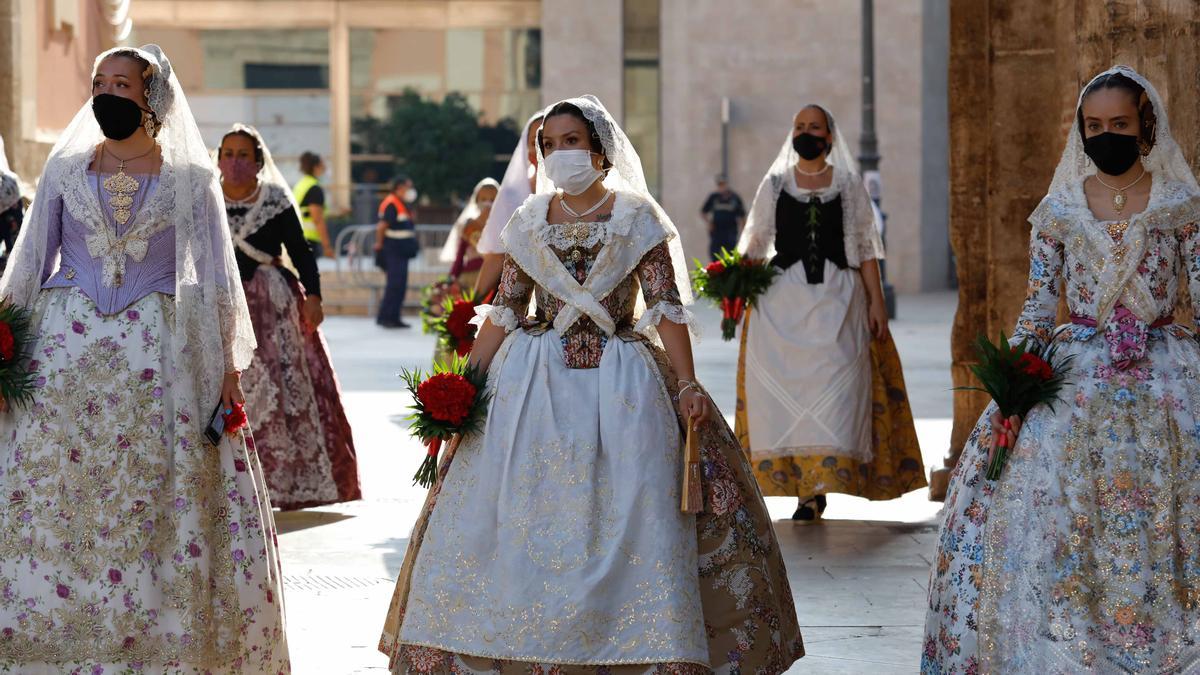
[[244, 63, 328, 90], [623, 0, 661, 197]]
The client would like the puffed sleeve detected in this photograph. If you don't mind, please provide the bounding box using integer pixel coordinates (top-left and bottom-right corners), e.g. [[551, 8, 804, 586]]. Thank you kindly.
[[633, 241, 692, 334], [842, 176, 885, 267], [472, 254, 533, 333]]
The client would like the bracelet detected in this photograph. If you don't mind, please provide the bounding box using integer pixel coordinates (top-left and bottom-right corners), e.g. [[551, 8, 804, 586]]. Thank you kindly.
[[674, 379, 701, 402]]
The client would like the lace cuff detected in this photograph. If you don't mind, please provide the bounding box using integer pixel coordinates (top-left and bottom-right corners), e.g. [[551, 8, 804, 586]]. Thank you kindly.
[[635, 301, 699, 339], [471, 303, 520, 333]]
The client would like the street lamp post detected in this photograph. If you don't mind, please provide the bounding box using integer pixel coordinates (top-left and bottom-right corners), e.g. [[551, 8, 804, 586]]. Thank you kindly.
[[859, 0, 896, 318]]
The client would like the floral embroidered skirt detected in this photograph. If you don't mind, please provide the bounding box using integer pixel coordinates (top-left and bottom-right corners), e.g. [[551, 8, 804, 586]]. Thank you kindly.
[[242, 266, 360, 510], [735, 274, 925, 501], [379, 331, 803, 675], [0, 287, 289, 673], [923, 326, 1200, 673]]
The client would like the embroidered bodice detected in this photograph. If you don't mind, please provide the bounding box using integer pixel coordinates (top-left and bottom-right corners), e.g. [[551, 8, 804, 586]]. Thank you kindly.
[[1013, 177, 1200, 365], [488, 219, 685, 369], [225, 183, 322, 297], [42, 173, 175, 315]]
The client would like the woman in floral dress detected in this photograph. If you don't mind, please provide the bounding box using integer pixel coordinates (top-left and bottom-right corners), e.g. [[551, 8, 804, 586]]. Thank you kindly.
[[219, 123, 360, 510], [923, 66, 1200, 673], [379, 95, 803, 675], [0, 45, 289, 673]]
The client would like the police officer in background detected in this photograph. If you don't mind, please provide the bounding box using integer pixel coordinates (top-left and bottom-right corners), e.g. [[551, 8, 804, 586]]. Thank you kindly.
[[700, 174, 746, 259], [373, 175, 419, 328]]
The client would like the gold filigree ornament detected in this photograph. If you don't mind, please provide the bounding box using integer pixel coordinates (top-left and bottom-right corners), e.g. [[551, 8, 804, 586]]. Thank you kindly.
[[97, 141, 156, 226]]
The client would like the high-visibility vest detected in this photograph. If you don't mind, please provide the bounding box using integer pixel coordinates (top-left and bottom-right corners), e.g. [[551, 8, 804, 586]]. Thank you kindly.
[[377, 193, 411, 227], [293, 174, 321, 243]]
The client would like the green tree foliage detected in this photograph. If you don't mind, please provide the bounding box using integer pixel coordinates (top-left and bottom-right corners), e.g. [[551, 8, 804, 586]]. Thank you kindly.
[[353, 89, 496, 205]]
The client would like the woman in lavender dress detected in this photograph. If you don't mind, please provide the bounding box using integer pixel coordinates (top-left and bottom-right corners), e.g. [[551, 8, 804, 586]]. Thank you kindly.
[[0, 45, 289, 672]]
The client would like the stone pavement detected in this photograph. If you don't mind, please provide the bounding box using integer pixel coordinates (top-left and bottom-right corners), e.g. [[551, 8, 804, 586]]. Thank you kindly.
[[276, 292, 957, 674]]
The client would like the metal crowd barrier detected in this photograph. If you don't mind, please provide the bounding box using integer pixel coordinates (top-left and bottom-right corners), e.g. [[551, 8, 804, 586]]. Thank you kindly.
[[332, 223, 454, 314]]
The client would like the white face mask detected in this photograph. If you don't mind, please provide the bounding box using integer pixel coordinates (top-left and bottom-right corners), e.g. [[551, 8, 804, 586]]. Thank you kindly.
[[543, 149, 603, 195], [404, 187, 418, 203]]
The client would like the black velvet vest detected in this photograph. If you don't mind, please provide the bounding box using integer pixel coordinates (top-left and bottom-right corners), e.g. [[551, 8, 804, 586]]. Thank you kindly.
[[772, 190, 848, 284]]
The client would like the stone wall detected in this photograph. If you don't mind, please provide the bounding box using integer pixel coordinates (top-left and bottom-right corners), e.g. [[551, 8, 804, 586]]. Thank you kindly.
[[933, 0, 1200, 498]]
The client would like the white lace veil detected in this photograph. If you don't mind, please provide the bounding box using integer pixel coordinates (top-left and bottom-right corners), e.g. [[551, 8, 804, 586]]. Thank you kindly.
[[534, 94, 695, 309], [0, 135, 20, 213], [477, 112, 544, 255], [1044, 65, 1199, 201], [737, 104, 881, 265], [0, 43, 255, 428], [440, 177, 500, 263]]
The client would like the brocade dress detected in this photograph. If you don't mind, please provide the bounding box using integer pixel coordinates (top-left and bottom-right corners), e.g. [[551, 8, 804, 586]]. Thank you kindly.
[[226, 182, 360, 510], [379, 191, 803, 675], [0, 171, 289, 673], [923, 176, 1200, 673], [735, 170, 924, 501]]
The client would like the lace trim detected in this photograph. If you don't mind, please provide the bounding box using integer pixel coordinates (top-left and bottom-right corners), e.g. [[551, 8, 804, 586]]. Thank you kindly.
[[634, 301, 697, 338], [1031, 179, 1200, 240], [541, 220, 610, 251], [471, 304, 519, 333], [227, 182, 293, 265]]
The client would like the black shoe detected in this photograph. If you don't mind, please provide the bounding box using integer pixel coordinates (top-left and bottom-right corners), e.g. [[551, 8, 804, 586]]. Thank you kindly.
[[792, 494, 828, 522], [376, 319, 410, 329]]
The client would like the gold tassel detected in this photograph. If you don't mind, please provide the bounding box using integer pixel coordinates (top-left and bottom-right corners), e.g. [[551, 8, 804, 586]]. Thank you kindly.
[[681, 420, 703, 514]]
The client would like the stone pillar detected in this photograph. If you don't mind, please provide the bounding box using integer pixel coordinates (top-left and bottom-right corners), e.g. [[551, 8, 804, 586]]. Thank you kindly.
[[329, 4, 351, 211], [539, 0, 623, 114], [931, 0, 1200, 500]]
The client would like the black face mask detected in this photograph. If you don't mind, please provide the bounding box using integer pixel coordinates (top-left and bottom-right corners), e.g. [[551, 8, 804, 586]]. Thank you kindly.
[[1083, 132, 1141, 176], [792, 133, 828, 161], [92, 94, 146, 140]]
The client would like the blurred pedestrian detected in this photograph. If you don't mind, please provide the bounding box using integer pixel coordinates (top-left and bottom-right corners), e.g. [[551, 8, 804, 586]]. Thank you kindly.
[[735, 104, 923, 521], [440, 177, 499, 289], [218, 123, 361, 510], [473, 111, 544, 300], [374, 174, 419, 328], [700, 174, 745, 259], [0, 135, 23, 272], [293, 150, 333, 257]]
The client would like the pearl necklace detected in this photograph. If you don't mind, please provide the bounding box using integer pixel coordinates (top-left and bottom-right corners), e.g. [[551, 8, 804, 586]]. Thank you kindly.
[[561, 190, 612, 219], [795, 162, 831, 177]]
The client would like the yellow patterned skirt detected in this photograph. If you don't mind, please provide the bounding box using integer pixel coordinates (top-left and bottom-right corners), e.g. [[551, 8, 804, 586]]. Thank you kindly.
[[735, 306, 926, 500]]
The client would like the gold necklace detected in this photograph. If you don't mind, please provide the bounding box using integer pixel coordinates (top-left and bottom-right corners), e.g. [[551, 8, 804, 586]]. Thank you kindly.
[[99, 141, 155, 225], [1094, 168, 1146, 215]]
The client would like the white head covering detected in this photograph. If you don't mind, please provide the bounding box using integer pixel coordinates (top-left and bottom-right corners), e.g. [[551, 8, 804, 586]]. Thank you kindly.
[[477, 112, 544, 255], [495, 95, 697, 341], [0, 43, 255, 433], [0, 135, 20, 213], [1043, 65, 1199, 200], [1022, 65, 1200, 329], [217, 123, 302, 265], [440, 177, 500, 263], [738, 104, 883, 266]]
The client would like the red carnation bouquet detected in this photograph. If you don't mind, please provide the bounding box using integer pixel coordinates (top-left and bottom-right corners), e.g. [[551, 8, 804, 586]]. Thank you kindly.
[[223, 403, 248, 437], [0, 300, 36, 410], [401, 355, 491, 488], [957, 332, 1073, 480], [691, 248, 779, 340], [426, 288, 479, 357]]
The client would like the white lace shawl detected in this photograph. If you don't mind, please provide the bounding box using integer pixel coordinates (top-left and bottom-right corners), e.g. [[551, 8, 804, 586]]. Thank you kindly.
[[495, 190, 697, 339], [226, 182, 294, 265]]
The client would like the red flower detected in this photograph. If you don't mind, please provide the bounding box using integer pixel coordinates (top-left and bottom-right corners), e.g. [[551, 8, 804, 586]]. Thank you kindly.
[[704, 260, 726, 276], [1017, 353, 1053, 380], [0, 322, 14, 362], [416, 372, 478, 426], [223, 403, 248, 436], [445, 300, 476, 342]]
